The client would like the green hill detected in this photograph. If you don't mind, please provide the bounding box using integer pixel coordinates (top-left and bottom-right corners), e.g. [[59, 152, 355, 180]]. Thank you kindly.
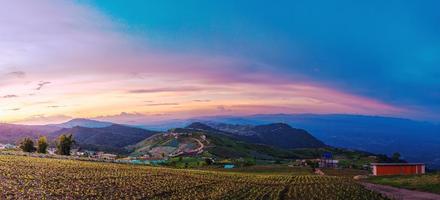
[[128, 127, 381, 165]]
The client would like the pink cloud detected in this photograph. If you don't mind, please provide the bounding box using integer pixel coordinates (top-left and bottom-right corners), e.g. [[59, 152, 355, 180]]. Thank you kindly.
[[0, 1, 415, 123]]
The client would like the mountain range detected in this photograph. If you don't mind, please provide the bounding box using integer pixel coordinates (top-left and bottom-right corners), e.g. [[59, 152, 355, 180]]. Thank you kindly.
[[1, 114, 439, 168], [0, 119, 326, 156], [132, 114, 440, 168], [129, 123, 375, 162]]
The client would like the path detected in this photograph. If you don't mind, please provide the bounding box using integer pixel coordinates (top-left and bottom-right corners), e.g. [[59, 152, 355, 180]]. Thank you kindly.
[[360, 182, 440, 200]]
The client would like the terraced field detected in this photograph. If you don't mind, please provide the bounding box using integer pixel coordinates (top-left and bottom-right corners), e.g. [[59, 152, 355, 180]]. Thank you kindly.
[[0, 155, 387, 199]]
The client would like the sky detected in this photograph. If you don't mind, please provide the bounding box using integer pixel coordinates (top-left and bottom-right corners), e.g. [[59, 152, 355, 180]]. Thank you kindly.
[[0, 0, 439, 125]]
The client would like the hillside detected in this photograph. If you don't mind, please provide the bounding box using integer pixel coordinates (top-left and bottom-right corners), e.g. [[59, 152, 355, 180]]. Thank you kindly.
[[187, 122, 326, 149], [49, 125, 157, 153], [128, 131, 208, 158], [130, 127, 302, 160], [129, 126, 380, 163], [0, 124, 61, 143], [53, 118, 113, 128], [179, 114, 440, 169]]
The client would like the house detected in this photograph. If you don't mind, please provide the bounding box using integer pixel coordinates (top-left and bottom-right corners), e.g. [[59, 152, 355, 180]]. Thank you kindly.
[[371, 163, 425, 176], [319, 159, 339, 168], [47, 148, 57, 155], [98, 153, 117, 160], [0, 144, 17, 150], [84, 150, 96, 157], [224, 164, 235, 169]]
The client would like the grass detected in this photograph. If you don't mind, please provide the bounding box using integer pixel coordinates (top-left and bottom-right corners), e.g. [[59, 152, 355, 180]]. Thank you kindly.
[[0, 155, 388, 199], [368, 173, 440, 194]]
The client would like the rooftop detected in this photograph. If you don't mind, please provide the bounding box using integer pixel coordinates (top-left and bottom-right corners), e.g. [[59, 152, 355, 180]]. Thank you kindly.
[[371, 163, 425, 166]]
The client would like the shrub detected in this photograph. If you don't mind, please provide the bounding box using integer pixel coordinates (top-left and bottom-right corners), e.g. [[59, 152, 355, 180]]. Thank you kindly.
[[19, 137, 36, 153], [37, 136, 49, 154]]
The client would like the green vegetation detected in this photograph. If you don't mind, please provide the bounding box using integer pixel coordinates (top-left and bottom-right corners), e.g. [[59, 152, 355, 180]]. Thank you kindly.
[[368, 173, 440, 194], [37, 136, 49, 154], [167, 157, 206, 168], [56, 134, 75, 155], [19, 137, 36, 153], [0, 155, 388, 199]]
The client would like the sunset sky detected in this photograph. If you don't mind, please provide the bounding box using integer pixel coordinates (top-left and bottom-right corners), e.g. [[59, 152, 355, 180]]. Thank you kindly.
[[1, 0, 439, 124]]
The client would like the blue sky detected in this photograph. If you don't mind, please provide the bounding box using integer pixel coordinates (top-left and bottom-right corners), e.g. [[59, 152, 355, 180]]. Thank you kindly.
[[1, 0, 439, 124], [81, 0, 440, 120]]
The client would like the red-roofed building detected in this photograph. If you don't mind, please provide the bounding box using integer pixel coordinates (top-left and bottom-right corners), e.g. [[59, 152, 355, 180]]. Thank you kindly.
[[371, 163, 425, 176]]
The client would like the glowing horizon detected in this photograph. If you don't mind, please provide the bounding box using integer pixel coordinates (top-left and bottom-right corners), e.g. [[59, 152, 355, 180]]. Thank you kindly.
[[1, 1, 438, 125]]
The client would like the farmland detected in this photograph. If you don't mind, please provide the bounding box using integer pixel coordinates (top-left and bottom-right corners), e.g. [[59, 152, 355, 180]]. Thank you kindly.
[[0, 155, 387, 199]]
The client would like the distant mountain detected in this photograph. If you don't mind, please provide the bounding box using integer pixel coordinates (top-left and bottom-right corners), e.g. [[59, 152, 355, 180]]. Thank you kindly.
[[53, 118, 113, 128], [49, 124, 157, 153], [186, 122, 326, 149], [0, 123, 61, 143], [182, 114, 440, 169]]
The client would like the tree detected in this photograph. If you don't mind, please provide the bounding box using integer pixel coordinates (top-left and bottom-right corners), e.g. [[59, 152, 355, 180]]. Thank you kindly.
[[392, 152, 401, 162], [19, 137, 36, 153], [56, 134, 75, 155], [37, 136, 49, 154], [205, 158, 214, 165]]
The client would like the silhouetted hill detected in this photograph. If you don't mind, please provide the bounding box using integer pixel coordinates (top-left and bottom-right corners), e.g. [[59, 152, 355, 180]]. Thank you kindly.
[[53, 118, 113, 128], [0, 123, 61, 143], [185, 122, 218, 132], [49, 124, 157, 153]]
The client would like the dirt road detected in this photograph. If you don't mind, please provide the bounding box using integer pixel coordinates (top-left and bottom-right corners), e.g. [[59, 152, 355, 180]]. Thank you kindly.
[[361, 182, 440, 200]]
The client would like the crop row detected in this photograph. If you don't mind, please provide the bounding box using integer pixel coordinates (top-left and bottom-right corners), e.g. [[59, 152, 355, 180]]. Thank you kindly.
[[0, 155, 387, 200]]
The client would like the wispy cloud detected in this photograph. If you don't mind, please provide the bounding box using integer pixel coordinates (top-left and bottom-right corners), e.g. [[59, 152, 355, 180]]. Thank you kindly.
[[193, 99, 211, 102], [2, 95, 18, 98], [145, 103, 180, 106], [36, 81, 51, 90], [6, 71, 26, 78], [47, 105, 66, 108], [128, 86, 203, 94]]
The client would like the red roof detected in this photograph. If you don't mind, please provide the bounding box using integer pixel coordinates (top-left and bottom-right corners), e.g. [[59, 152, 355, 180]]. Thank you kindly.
[[371, 163, 424, 166]]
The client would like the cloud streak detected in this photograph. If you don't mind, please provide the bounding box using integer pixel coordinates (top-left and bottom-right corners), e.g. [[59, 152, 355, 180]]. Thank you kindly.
[[36, 81, 51, 90], [128, 86, 203, 94], [2, 95, 18, 98]]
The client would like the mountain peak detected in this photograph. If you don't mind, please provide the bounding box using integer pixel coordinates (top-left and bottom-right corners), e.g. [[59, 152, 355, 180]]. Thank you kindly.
[[254, 123, 292, 130], [185, 122, 216, 131], [55, 118, 113, 128]]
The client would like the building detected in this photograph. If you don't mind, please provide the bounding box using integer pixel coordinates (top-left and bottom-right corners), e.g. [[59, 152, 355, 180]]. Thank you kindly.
[[97, 153, 117, 160], [0, 144, 16, 150], [371, 163, 425, 176], [319, 152, 338, 168], [47, 148, 57, 155], [224, 164, 235, 169], [319, 159, 339, 168]]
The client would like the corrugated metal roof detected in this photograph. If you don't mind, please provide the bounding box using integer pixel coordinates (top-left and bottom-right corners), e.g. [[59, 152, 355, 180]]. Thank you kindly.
[[371, 163, 425, 166]]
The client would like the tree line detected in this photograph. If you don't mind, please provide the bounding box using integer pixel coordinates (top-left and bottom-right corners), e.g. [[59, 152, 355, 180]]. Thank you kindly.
[[19, 134, 75, 156]]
